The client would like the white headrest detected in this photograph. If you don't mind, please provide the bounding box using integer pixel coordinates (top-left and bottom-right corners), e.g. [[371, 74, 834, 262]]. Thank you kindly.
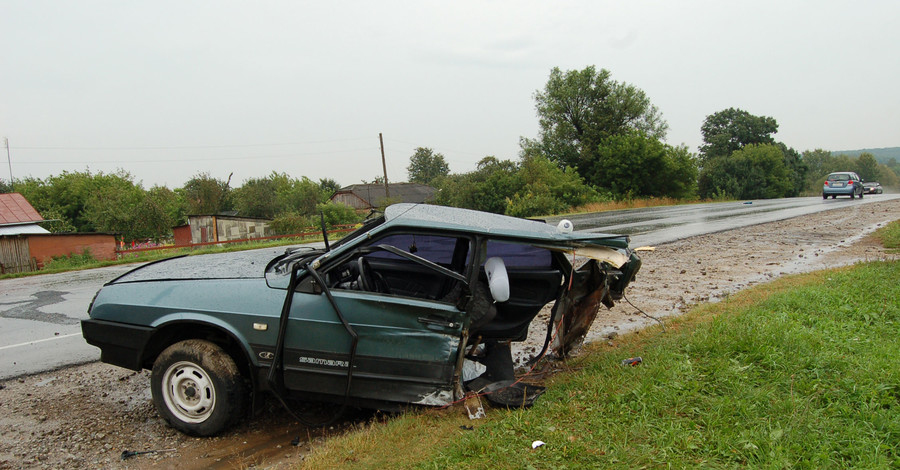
[[484, 257, 510, 303]]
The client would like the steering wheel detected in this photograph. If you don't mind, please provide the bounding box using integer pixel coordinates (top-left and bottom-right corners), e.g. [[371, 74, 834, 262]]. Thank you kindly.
[[357, 257, 389, 293]]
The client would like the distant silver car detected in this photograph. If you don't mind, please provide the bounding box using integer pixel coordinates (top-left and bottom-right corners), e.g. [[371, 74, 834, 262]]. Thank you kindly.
[[863, 182, 884, 194], [823, 172, 864, 199]]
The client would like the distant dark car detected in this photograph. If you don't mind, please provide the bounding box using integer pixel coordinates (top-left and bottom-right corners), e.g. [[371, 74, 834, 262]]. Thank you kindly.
[[82, 203, 642, 436], [823, 172, 864, 199], [863, 182, 883, 194]]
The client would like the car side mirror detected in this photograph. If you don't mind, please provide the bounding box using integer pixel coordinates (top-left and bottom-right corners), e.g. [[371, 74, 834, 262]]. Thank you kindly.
[[484, 257, 510, 303]]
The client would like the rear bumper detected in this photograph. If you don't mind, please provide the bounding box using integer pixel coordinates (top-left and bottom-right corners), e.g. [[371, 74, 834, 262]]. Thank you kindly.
[[823, 186, 856, 195], [81, 319, 154, 371]]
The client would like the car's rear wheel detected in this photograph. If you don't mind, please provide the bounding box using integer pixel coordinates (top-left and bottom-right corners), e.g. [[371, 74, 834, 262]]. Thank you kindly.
[[850, 191, 855, 199], [151, 339, 247, 436], [822, 193, 827, 199], [831, 195, 836, 199]]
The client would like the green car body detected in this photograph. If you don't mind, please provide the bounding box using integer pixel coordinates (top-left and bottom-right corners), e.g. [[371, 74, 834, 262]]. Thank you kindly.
[[82, 204, 641, 435]]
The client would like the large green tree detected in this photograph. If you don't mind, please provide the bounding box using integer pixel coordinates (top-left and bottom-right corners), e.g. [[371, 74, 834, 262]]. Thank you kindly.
[[699, 108, 778, 161], [698, 144, 792, 199], [433, 157, 520, 214], [587, 131, 698, 199], [15, 170, 134, 233], [505, 154, 599, 217], [854, 153, 881, 182], [181, 173, 233, 215], [231, 172, 333, 219], [407, 147, 450, 185], [523, 66, 668, 184]]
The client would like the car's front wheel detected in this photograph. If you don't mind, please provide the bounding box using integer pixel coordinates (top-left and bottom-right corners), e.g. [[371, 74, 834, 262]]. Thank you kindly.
[[151, 339, 247, 436]]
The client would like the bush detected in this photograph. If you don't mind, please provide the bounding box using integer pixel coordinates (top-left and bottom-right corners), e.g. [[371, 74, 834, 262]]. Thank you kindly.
[[316, 202, 362, 227], [43, 249, 96, 270], [269, 211, 314, 235]]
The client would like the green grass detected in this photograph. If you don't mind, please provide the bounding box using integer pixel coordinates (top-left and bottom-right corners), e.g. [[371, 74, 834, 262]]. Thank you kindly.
[[874, 220, 900, 252], [302, 261, 900, 469]]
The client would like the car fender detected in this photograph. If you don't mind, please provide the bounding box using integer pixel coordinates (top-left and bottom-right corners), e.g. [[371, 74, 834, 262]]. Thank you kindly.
[[146, 313, 260, 368]]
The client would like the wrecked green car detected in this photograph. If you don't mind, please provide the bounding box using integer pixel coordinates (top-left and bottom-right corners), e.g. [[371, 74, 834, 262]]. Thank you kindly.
[[82, 204, 640, 436]]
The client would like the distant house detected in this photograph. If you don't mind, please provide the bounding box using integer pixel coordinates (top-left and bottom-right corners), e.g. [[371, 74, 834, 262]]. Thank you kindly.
[[187, 215, 274, 244], [330, 183, 436, 211], [0, 193, 116, 273], [0, 192, 49, 236]]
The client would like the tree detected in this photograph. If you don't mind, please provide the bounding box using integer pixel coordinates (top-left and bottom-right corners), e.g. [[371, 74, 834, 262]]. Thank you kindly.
[[778, 143, 807, 197], [0, 178, 11, 194], [15, 170, 138, 233], [407, 147, 450, 185], [699, 108, 778, 161], [523, 66, 668, 181], [698, 144, 792, 199], [433, 157, 521, 214], [854, 152, 881, 182], [319, 178, 341, 196], [181, 173, 232, 215], [231, 172, 332, 219], [232, 176, 279, 218], [506, 155, 598, 217], [586, 131, 698, 199]]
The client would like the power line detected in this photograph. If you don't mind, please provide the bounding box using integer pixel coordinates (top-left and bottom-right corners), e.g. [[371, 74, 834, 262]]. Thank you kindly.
[[11, 136, 374, 151], [13, 147, 378, 165]]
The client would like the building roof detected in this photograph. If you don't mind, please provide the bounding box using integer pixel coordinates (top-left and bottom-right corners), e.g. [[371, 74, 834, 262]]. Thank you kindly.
[[332, 183, 436, 207], [0, 193, 45, 226]]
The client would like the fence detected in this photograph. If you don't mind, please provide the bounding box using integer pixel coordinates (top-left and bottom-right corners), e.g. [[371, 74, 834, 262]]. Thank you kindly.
[[0, 236, 37, 274], [115, 225, 359, 257]]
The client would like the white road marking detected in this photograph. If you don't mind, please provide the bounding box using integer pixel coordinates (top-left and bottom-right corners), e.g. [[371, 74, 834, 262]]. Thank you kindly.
[[0, 332, 82, 351]]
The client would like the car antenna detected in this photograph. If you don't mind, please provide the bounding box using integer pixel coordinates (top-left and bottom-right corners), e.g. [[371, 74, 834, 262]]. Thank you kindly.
[[320, 211, 330, 252]]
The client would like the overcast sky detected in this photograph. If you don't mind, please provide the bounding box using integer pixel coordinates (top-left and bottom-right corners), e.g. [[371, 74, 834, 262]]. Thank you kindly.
[[2, 1, 898, 189]]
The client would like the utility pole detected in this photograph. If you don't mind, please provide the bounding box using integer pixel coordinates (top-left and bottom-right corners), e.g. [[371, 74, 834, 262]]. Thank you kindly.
[[379, 133, 390, 198], [3, 137, 11, 184]]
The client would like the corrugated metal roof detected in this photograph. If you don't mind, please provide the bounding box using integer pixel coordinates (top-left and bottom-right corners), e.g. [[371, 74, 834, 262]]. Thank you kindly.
[[0, 193, 45, 226]]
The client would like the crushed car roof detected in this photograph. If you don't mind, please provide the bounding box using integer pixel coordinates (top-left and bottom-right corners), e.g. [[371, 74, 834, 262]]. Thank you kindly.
[[383, 204, 629, 248]]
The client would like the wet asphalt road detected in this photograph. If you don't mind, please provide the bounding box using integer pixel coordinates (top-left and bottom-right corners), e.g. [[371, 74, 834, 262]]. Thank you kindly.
[[546, 194, 900, 247], [1, 195, 898, 380]]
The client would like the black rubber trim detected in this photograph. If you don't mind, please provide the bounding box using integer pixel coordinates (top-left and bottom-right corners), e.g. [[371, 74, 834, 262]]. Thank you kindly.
[[81, 319, 154, 371]]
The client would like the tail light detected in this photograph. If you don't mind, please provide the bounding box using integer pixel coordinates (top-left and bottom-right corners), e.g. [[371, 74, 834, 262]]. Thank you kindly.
[[847, 181, 853, 185], [824, 181, 829, 186]]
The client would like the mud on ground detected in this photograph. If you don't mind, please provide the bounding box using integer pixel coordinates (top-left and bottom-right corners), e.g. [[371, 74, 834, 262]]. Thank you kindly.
[[1, 200, 898, 469]]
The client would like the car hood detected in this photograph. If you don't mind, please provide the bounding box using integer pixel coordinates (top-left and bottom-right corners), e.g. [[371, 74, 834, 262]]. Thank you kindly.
[[109, 247, 290, 284]]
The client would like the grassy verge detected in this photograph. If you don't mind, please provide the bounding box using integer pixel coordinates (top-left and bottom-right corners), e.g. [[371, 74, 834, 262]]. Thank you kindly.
[[874, 219, 900, 253], [559, 196, 732, 218], [302, 261, 900, 469]]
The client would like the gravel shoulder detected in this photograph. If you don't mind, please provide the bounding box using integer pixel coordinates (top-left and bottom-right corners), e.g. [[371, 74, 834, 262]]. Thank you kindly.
[[1, 199, 898, 470]]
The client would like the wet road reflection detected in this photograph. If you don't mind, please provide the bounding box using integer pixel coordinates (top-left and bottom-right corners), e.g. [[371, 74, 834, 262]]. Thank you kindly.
[[547, 195, 900, 247]]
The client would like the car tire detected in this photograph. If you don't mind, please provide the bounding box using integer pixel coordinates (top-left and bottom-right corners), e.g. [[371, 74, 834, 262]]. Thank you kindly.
[[151, 339, 247, 436], [850, 191, 855, 199], [831, 195, 836, 199], [822, 193, 827, 199]]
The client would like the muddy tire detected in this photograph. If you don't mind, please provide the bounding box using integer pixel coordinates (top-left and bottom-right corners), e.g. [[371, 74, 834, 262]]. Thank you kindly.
[[151, 339, 247, 436]]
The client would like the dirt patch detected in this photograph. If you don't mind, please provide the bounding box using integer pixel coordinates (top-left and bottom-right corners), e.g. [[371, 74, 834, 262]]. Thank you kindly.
[[1, 200, 898, 469]]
